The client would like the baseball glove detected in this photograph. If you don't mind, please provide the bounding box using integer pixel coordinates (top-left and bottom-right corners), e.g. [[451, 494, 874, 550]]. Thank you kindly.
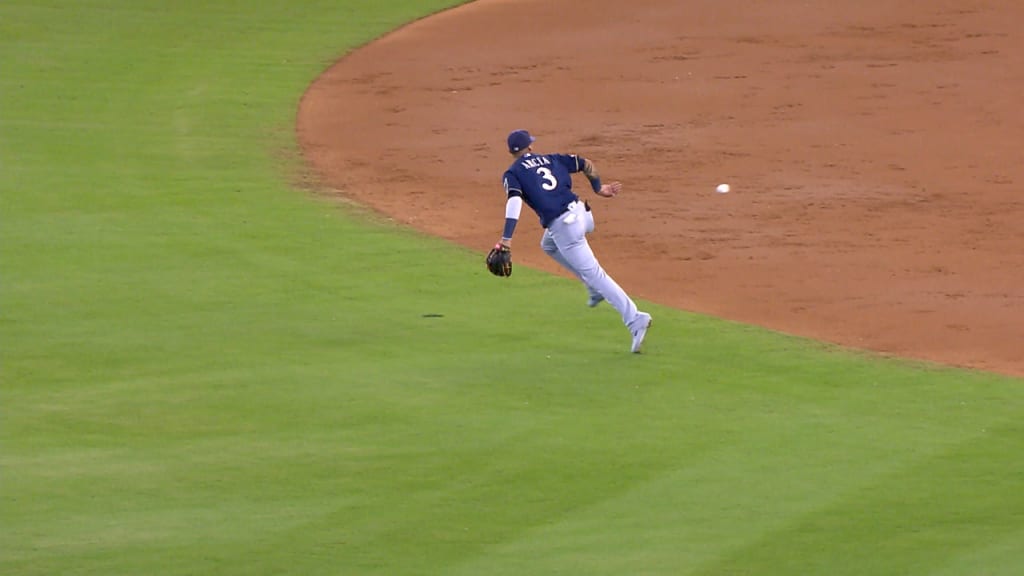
[[486, 244, 512, 277]]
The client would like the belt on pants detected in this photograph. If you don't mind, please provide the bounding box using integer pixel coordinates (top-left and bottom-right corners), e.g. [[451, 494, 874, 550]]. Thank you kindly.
[[561, 200, 584, 215], [563, 200, 591, 213], [545, 200, 586, 229]]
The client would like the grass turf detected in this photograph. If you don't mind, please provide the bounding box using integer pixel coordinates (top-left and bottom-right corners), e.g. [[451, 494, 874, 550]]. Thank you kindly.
[[2, 1, 1022, 575]]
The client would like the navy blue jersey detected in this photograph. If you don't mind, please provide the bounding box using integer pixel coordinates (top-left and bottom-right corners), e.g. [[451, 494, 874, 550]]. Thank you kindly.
[[504, 153, 591, 228]]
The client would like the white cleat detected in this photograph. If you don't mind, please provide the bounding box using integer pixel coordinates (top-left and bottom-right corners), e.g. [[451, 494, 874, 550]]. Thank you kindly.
[[587, 294, 605, 308], [630, 312, 652, 353]]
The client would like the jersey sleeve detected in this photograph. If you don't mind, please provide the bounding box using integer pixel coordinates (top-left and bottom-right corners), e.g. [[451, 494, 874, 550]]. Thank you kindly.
[[553, 154, 584, 173], [503, 170, 523, 198]]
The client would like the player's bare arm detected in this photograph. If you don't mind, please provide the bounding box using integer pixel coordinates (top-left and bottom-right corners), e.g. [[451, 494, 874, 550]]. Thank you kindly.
[[581, 158, 621, 197]]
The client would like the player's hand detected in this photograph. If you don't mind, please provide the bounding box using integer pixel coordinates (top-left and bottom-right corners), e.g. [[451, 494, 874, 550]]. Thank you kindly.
[[597, 182, 622, 197], [498, 238, 511, 249]]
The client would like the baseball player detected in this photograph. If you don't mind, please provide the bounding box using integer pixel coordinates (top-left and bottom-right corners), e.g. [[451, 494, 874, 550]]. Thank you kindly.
[[493, 129, 652, 353]]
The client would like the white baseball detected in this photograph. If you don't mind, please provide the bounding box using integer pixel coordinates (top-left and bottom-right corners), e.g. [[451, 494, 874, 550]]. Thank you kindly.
[[716, 183, 730, 194]]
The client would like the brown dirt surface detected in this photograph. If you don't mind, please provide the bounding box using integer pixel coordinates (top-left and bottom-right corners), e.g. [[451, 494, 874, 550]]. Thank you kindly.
[[297, 0, 1024, 377]]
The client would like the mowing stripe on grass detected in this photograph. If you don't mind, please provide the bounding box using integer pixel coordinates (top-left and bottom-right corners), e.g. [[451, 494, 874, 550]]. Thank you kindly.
[[2, 1, 1021, 575]]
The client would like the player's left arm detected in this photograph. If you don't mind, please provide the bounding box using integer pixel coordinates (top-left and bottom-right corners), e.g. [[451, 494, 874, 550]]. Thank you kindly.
[[499, 172, 524, 247]]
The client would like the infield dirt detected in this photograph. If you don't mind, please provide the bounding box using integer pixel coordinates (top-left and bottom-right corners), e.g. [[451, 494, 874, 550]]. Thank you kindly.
[[298, 0, 1023, 376]]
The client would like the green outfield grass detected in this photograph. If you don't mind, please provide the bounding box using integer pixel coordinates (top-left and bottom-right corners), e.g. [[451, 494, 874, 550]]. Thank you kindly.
[[2, 1, 1022, 575]]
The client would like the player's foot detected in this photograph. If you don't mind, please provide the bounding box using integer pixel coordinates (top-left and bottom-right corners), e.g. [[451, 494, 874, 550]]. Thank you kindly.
[[587, 294, 605, 308], [630, 312, 652, 353]]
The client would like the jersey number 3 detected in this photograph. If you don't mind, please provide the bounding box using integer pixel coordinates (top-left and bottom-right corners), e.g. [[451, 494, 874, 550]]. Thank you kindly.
[[537, 167, 558, 191]]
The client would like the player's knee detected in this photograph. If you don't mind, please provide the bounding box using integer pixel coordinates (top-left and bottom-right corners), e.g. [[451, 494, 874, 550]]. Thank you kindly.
[[578, 265, 604, 282]]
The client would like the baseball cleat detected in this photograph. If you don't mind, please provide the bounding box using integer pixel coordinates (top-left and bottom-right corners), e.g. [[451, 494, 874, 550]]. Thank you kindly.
[[587, 294, 605, 308], [630, 312, 652, 353]]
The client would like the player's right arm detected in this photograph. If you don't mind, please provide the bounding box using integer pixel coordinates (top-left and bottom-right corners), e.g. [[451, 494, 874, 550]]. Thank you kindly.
[[556, 154, 621, 198]]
